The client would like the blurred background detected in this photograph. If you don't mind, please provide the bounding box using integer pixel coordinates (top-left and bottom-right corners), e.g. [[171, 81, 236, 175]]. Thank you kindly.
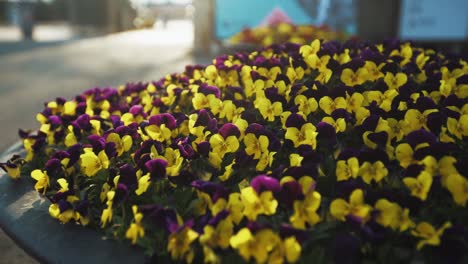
[[0, 0, 467, 263]]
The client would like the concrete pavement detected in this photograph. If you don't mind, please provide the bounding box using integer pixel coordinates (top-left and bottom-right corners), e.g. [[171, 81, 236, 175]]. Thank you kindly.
[[0, 20, 211, 264]]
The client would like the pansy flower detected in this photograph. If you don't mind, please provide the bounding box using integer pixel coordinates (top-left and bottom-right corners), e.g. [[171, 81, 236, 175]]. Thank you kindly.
[[5, 37, 468, 263], [330, 189, 372, 223], [0, 155, 25, 179]]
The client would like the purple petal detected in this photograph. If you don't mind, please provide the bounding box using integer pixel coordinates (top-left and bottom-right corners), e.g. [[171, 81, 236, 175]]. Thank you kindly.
[[196, 141, 210, 156], [279, 224, 309, 243], [145, 159, 168, 179], [198, 84, 221, 98], [149, 113, 177, 129], [48, 115, 62, 126], [208, 210, 230, 227], [75, 200, 89, 216], [191, 180, 228, 201], [247, 221, 271, 233], [87, 135, 106, 152], [110, 115, 124, 128], [45, 158, 62, 176], [119, 164, 137, 187], [245, 123, 264, 135], [405, 129, 437, 147], [280, 180, 304, 208], [251, 175, 281, 193], [285, 113, 306, 128], [317, 122, 337, 147], [218, 123, 240, 138], [194, 109, 213, 127], [76, 114, 91, 130], [114, 183, 129, 205], [58, 200, 72, 213], [366, 131, 388, 147], [129, 105, 144, 116]]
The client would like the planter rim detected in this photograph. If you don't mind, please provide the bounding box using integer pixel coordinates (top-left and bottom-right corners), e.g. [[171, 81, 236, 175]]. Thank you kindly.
[[0, 141, 146, 264]]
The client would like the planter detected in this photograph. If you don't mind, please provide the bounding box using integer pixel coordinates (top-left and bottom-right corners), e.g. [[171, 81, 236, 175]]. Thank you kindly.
[[0, 142, 146, 264], [1, 39, 467, 263]]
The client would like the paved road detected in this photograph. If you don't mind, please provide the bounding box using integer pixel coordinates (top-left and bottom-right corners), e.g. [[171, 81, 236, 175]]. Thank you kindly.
[[0, 20, 211, 264]]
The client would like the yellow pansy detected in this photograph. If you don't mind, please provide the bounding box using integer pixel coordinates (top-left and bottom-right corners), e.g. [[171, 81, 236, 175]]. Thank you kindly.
[[412, 222, 451, 250], [192, 93, 218, 110], [227, 193, 244, 224], [365, 89, 398, 112], [244, 134, 269, 160], [395, 143, 414, 168], [48, 203, 76, 224], [209, 134, 239, 157], [145, 123, 173, 143], [230, 228, 280, 264], [80, 148, 110, 177], [445, 174, 468, 206], [284, 236, 301, 263], [340, 68, 369, 87], [300, 39, 321, 57], [255, 151, 276, 171], [415, 52, 430, 70], [135, 173, 151, 196], [359, 161, 388, 184], [241, 186, 278, 221], [316, 67, 333, 84], [290, 190, 321, 229], [447, 115, 468, 139], [64, 125, 78, 147], [346, 92, 364, 113], [330, 189, 372, 222], [322, 116, 346, 133], [125, 205, 145, 245], [363, 61, 384, 81], [289, 153, 303, 167], [390, 43, 413, 66], [334, 49, 351, 64], [387, 118, 409, 142], [384, 72, 407, 90], [374, 199, 414, 231], [319, 96, 347, 115], [305, 54, 330, 71], [285, 123, 318, 148], [0, 155, 25, 180], [336, 157, 359, 181], [101, 190, 115, 228], [161, 148, 183, 177], [167, 226, 199, 263], [256, 98, 283, 122], [199, 218, 233, 249], [403, 171, 433, 201], [294, 94, 318, 116], [404, 109, 438, 131], [31, 169, 50, 194], [355, 106, 370, 124], [218, 160, 235, 181], [106, 132, 132, 156]]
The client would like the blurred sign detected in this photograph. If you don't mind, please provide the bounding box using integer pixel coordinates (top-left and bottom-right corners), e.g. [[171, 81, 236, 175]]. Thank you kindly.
[[215, 0, 357, 40], [399, 0, 468, 40], [215, 0, 313, 39]]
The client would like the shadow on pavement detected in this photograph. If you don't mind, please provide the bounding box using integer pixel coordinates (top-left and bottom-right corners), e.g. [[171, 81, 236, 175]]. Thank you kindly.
[[0, 39, 80, 57]]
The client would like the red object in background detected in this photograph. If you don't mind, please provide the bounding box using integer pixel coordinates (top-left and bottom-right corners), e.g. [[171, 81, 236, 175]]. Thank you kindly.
[[259, 7, 293, 26]]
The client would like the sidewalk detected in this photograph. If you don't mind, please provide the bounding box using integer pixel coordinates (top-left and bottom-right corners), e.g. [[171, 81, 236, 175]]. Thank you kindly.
[[0, 19, 211, 264], [0, 22, 76, 56]]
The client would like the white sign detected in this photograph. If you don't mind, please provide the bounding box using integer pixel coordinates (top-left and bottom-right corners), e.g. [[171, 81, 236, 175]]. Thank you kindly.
[[400, 0, 468, 40]]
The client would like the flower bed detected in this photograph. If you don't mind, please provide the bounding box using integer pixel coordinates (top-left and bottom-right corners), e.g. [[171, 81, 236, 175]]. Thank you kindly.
[[228, 23, 349, 47], [1, 39, 468, 263]]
